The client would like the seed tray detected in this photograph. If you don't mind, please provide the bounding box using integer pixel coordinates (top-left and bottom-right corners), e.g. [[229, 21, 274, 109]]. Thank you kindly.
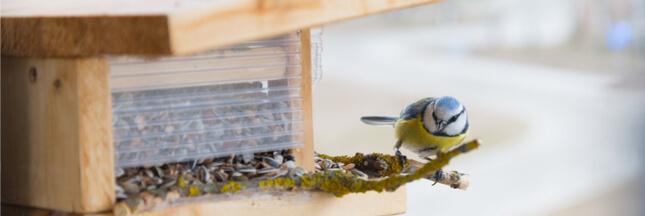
[[109, 32, 314, 168]]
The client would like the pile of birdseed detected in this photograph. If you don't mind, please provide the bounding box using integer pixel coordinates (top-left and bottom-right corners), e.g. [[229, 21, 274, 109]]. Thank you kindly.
[[115, 151, 366, 201]]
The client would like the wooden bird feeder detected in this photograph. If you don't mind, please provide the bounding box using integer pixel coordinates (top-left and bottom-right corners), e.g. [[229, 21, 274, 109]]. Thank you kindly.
[[1, 1, 443, 215]]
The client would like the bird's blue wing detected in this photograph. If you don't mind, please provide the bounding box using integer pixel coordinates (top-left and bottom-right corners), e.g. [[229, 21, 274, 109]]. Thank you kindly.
[[400, 97, 435, 120]]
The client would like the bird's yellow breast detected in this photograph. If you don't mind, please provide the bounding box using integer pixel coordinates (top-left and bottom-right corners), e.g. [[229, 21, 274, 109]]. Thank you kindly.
[[394, 117, 467, 153]]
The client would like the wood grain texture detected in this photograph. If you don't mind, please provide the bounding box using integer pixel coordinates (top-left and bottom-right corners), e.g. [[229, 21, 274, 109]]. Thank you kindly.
[[115, 186, 406, 216], [1, 16, 171, 57], [1, 57, 115, 213], [1, 0, 441, 57], [1, 204, 114, 216], [295, 29, 316, 172]]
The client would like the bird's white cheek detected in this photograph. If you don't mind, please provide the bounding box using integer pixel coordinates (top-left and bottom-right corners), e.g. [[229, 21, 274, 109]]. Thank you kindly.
[[423, 107, 437, 132], [443, 124, 461, 135], [444, 114, 468, 136]]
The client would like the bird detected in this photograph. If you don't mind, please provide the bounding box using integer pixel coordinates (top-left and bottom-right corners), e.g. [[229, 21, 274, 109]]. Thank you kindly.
[[361, 96, 469, 184]]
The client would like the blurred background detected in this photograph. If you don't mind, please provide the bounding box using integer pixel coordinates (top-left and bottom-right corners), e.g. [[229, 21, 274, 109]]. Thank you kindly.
[[311, 0, 645, 215]]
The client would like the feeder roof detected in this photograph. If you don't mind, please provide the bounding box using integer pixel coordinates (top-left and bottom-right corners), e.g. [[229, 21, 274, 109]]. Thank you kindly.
[[1, 0, 440, 57]]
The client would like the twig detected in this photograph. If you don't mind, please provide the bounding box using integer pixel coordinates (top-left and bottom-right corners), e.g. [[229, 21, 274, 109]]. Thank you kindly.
[[406, 159, 470, 190], [114, 139, 482, 215]]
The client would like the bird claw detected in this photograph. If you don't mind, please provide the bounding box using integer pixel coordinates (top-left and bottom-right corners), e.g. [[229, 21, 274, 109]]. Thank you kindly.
[[432, 168, 443, 186], [395, 150, 407, 171]]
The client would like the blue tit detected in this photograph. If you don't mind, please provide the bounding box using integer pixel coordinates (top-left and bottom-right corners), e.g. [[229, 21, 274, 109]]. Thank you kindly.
[[361, 96, 469, 170]]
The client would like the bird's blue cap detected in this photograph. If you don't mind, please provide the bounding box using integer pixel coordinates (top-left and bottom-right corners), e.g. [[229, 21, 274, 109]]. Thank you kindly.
[[436, 96, 461, 111]]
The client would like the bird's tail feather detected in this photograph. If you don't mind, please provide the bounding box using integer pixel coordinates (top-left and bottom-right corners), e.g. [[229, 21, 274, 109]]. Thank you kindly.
[[361, 116, 399, 126]]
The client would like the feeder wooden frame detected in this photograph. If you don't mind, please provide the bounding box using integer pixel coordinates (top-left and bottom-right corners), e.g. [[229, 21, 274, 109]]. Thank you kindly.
[[1, 0, 444, 215]]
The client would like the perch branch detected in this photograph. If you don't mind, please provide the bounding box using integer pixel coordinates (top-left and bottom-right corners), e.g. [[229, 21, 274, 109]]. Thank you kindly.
[[115, 139, 482, 215], [405, 159, 470, 190]]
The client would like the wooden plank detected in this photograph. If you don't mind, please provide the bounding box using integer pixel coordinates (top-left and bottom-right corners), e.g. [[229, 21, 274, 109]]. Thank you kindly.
[[1, 16, 172, 57], [1, 204, 114, 216], [1, 0, 441, 57], [117, 186, 406, 216], [1, 57, 115, 213], [292, 29, 315, 172]]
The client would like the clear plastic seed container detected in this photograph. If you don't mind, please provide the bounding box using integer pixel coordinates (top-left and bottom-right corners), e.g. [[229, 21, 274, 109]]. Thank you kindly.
[[109, 31, 319, 168]]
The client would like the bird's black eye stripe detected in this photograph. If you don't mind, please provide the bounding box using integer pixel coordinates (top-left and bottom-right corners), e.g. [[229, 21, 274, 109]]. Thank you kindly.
[[450, 116, 458, 122], [432, 111, 438, 122], [448, 108, 466, 123]]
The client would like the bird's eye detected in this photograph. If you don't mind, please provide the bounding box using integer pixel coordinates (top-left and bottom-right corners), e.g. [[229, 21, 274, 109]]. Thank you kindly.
[[450, 116, 458, 122]]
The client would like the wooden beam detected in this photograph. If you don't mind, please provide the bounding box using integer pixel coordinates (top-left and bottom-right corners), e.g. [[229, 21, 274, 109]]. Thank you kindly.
[[116, 187, 406, 216], [1, 0, 441, 57], [1, 57, 115, 213], [1, 204, 113, 216], [292, 29, 315, 172]]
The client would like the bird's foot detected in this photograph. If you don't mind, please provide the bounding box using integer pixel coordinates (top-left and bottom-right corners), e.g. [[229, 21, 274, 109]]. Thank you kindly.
[[432, 168, 444, 186], [395, 149, 407, 171]]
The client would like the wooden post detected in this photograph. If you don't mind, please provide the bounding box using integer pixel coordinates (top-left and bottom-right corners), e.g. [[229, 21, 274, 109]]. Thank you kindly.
[[1, 57, 115, 213], [292, 29, 316, 172]]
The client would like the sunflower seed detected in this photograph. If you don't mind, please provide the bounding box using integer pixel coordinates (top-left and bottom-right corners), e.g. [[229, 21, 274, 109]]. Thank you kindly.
[[280, 161, 296, 169], [151, 166, 164, 178], [257, 167, 279, 174], [274, 155, 284, 164], [241, 152, 254, 164], [115, 168, 125, 178], [263, 157, 281, 168], [350, 169, 367, 178], [197, 166, 209, 183], [271, 169, 289, 179], [213, 171, 228, 182], [237, 166, 257, 173], [342, 164, 355, 170], [231, 172, 248, 181]]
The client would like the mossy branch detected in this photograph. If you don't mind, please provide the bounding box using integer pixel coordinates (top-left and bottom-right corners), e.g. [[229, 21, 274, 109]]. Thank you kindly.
[[313, 139, 481, 196], [115, 139, 481, 214]]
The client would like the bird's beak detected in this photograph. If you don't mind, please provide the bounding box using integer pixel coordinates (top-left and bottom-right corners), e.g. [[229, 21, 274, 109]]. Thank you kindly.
[[437, 121, 446, 131]]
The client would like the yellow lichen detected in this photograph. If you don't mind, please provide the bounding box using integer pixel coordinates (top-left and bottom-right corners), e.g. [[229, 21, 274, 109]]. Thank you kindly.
[[176, 176, 187, 187], [317, 153, 364, 166], [220, 182, 245, 193], [299, 174, 314, 188], [371, 152, 410, 176], [282, 178, 295, 190], [259, 179, 275, 190], [273, 178, 284, 187], [313, 140, 480, 197], [319, 152, 410, 177], [188, 186, 201, 196]]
